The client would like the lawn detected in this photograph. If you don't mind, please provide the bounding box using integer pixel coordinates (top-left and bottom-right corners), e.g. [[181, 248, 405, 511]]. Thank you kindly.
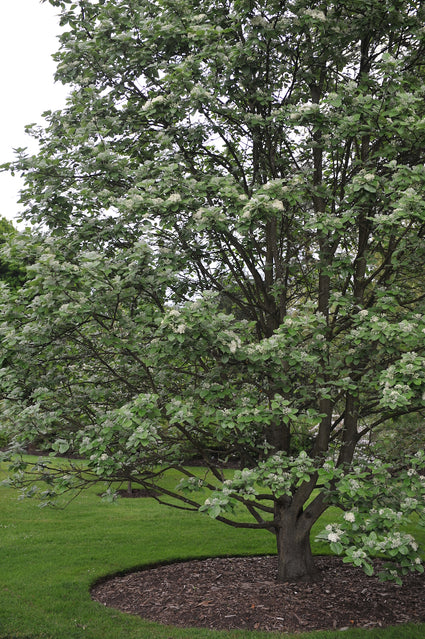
[[1, 458, 424, 639]]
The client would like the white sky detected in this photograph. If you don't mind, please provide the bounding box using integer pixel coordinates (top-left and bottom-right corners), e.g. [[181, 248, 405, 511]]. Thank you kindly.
[[0, 0, 67, 227]]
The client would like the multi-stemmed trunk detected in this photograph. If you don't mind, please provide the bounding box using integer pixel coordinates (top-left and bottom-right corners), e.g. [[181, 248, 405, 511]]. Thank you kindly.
[[275, 523, 317, 582], [273, 487, 329, 582]]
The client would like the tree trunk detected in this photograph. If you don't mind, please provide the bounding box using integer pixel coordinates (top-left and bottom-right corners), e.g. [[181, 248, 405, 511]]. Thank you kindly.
[[274, 502, 318, 582]]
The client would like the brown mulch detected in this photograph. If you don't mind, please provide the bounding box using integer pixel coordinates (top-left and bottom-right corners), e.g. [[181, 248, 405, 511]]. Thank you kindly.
[[91, 555, 425, 633]]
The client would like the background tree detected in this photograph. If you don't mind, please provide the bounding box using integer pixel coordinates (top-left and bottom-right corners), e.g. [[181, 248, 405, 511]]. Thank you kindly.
[[0, 217, 27, 290], [0, 217, 30, 448], [2, 0, 425, 582]]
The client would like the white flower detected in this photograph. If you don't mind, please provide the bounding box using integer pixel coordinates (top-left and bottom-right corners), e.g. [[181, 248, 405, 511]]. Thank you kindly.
[[100, 454, 108, 461], [143, 95, 165, 111], [344, 512, 356, 523], [358, 309, 368, 317], [327, 532, 341, 543], [251, 15, 269, 27], [166, 193, 181, 204], [305, 9, 326, 21], [402, 497, 418, 509], [229, 340, 239, 353], [270, 200, 284, 211], [174, 324, 186, 334], [348, 479, 360, 491]]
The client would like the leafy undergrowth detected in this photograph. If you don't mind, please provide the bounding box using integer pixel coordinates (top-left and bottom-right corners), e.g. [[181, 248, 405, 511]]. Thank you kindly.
[[1, 458, 425, 639]]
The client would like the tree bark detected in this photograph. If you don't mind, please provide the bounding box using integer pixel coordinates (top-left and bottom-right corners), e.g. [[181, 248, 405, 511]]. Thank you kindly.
[[274, 501, 318, 582]]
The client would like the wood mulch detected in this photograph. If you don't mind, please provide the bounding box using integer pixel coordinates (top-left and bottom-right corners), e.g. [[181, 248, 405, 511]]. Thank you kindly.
[[91, 555, 425, 633]]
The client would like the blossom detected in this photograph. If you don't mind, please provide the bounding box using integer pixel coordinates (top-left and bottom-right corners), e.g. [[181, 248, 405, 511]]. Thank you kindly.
[[229, 340, 239, 353], [305, 9, 326, 21], [251, 15, 269, 27], [166, 193, 181, 204], [401, 497, 418, 509], [344, 512, 356, 523], [327, 532, 341, 543], [174, 324, 186, 334], [270, 199, 284, 210], [142, 95, 165, 110]]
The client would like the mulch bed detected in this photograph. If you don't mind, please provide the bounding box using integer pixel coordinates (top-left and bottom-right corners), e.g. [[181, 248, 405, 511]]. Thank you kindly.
[[91, 555, 425, 633]]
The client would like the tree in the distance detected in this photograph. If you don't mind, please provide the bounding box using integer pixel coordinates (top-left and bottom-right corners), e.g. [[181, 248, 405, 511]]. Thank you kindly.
[[2, 0, 425, 582]]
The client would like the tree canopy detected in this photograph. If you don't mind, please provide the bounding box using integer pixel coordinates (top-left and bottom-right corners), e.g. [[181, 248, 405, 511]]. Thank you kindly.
[[2, 0, 425, 582]]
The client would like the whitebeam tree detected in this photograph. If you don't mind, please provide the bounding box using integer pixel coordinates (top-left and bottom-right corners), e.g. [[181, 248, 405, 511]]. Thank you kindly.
[[2, 0, 425, 582]]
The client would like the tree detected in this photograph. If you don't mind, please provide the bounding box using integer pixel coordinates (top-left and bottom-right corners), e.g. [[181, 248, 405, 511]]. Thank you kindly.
[[2, 0, 425, 582], [0, 217, 30, 441], [0, 217, 27, 290]]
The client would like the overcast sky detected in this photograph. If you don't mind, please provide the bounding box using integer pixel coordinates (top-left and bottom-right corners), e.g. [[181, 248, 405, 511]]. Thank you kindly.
[[0, 0, 67, 227]]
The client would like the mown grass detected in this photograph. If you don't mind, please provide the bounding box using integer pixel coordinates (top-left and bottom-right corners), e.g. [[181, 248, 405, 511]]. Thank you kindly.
[[1, 458, 424, 639]]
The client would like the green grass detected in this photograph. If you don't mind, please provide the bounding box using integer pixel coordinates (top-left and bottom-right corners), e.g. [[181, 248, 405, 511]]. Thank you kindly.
[[1, 459, 424, 639]]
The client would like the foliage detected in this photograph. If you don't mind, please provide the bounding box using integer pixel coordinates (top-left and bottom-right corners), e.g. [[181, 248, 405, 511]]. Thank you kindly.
[[372, 412, 425, 463], [2, 0, 425, 581], [0, 217, 27, 291], [315, 453, 425, 583]]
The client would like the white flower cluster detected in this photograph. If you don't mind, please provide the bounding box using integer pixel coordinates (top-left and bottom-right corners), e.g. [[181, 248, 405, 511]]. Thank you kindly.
[[289, 102, 321, 121], [398, 320, 416, 333], [219, 330, 242, 354], [373, 532, 417, 552], [174, 324, 186, 334], [190, 85, 210, 100], [251, 15, 269, 28], [244, 333, 283, 357], [166, 193, 181, 205], [204, 496, 224, 507], [401, 497, 418, 509], [193, 206, 226, 225], [343, 511, 356, 523], [142, 95, 166, 111], [325, 523, 343, 543], [304, 9, 326, 21], [376, 507, 402, 521], [185, 477, 204, 489], [348, 478, 360, 491], [160, 307, 188, 335], [264, 471, 292, 494], [228, 340, 238, 353], [381, 382, 411, 408]]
